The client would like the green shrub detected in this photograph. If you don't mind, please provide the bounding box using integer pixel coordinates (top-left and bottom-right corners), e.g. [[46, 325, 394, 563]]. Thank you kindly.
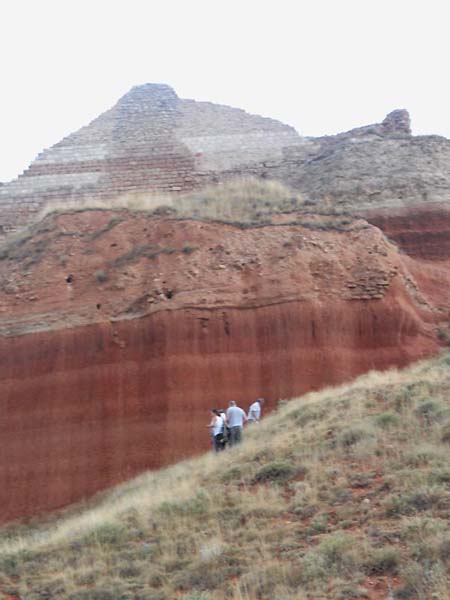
[[441, 423, 450, 443], [439, 536, 450, 562], [158, 491, 209, 517], [94, 269, 109, 283], [317, 533, 356, 568], [140, 590, 167, 600], [173, 558, 240, 591], [298, 533, 359, 581], [384, 487, 445, 516], [374, 412, 400, 429], [405, 446, 446, 467], [181, 245, 198, 255], [395, 562, 427, 598], [406, 487, 445, 511], [338, 424, 374, 447], [414, 400, 445, 423], [85, 522, 128, 546], [292, 406, 321, 427], [307, 513, 328, 534], [364, 546, 400, 574], [0, 553, 19, 577], [252, 461, 296, 483], [220, 466, 244, 483], [429, 468, 450, 485], [118, 562, 142, 579]]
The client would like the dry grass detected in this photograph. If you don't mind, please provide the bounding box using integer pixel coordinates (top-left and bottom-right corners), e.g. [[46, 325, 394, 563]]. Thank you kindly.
[[1, 353, 450, 599], [15, 176, 347, 232], [0, 177, 356, 258], [174, 177, 304, 225], [34, 177, 304, 227]]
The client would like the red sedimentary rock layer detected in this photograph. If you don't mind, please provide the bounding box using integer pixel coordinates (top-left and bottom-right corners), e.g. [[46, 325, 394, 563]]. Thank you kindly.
[[0, 299, 437, 524], [366, 204, 450, 262], [0, 211, 446, 524], [366, 203, 450, 315]]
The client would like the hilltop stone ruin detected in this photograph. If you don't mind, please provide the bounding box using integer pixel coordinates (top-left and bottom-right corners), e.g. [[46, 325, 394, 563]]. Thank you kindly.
[[2, 83, 450, 240]]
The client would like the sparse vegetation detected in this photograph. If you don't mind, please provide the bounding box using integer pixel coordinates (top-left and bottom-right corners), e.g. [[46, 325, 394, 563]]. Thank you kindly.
[[0, 353, 449, 598], [16, 177, 358, 233], [182, 244, 199, 254], [438, 325, 450, 346], [110, 244, 176, 268], [94, 269, 109, 283], [90, 217, 124, 240]]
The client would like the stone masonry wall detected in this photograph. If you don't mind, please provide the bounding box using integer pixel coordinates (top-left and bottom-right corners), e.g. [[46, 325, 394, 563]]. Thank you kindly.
[[0, 84, 300, 237], [2, 83, 450, 240]]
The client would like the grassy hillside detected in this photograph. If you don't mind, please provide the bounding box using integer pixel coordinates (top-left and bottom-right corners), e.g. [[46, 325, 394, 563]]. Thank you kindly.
[[1, 354, 449, 600]]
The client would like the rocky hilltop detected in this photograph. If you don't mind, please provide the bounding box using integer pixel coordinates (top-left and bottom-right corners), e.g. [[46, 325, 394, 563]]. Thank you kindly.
[[0, 84, 299, 237], [1, 84, 450, 238], [0, 85, 449, 524]]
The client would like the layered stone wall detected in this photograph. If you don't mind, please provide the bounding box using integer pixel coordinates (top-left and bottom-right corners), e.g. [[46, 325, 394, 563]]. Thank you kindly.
[[2, 83, 450, 242], [0, 84, 300, 237]]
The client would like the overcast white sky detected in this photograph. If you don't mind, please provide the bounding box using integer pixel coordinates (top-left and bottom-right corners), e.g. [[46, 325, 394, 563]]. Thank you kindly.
[[1, 0, 449, 182]]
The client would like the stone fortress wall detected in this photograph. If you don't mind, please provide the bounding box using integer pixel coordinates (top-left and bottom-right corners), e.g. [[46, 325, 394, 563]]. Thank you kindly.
[[0, 84, 300, 238], [2, 83, 450, 239]]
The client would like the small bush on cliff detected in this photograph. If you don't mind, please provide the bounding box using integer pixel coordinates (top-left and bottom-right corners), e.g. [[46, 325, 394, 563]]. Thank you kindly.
[[181, 244, 198, 255], [90, 217, 124, 240], [94, 269, 109, 283]]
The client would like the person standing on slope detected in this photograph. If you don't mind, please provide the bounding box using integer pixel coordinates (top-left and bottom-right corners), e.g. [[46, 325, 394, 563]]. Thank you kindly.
[[226, 401, 247, 446], [247, 398, 264, 423], [208, 409, 226, 452]]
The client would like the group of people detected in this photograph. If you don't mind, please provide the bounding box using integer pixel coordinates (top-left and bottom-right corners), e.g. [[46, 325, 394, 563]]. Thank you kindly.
[[208, 398, 264, 452]]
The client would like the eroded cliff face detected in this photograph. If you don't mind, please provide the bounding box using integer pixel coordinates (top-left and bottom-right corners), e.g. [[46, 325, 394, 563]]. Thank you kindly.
[[0, 211, 447, 523], [1, 85, 450, 524], [0, 299, 437, 523]]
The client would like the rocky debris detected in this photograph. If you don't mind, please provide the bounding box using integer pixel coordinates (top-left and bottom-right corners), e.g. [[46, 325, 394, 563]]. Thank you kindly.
[[344, 270, 394, 300]]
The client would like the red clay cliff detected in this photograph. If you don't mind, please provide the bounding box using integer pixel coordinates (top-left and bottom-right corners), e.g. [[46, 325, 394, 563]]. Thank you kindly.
[[0, 85, 449, 523], [0, 209, 448, 523]]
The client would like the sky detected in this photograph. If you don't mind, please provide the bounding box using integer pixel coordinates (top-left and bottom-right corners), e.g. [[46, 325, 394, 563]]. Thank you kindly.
[[1, 0, 449, 182]]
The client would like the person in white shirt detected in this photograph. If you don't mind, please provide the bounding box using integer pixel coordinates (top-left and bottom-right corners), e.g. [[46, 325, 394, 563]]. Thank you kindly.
[[247, 398, 265, 423], [226, 401, 247, 446], [207, 409, 226, 452]]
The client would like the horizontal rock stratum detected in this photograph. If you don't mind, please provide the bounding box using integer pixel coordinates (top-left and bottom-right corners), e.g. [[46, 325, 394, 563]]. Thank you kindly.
[[0, 85, 449, 524]]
